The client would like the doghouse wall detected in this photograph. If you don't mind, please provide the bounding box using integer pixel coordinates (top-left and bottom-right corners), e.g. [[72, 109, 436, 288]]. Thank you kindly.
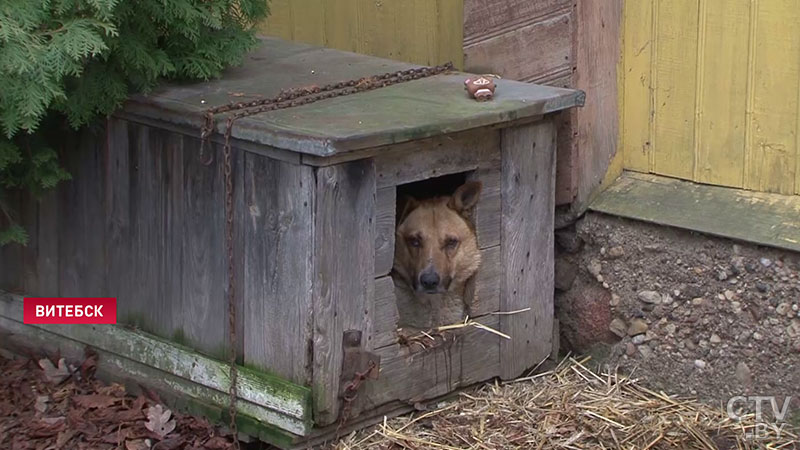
[[0, 118, 317, 389]]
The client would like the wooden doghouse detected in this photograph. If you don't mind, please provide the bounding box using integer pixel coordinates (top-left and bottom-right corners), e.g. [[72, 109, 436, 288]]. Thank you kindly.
[[0, 37, 583, 448]]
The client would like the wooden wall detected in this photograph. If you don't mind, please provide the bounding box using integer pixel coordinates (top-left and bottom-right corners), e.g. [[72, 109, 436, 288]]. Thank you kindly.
[[622, 0, 800, 196], [257, 0, 464, 68]]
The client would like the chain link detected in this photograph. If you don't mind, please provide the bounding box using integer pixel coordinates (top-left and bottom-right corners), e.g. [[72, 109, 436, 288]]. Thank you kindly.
[[205, 62, 454, 448]]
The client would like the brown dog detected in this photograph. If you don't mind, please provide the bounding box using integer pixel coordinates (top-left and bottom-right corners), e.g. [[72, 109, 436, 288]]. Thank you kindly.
[[392, 181, 483, 330]]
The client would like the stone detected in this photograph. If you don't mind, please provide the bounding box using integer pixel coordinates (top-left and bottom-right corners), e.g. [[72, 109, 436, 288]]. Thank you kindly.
[[554, 257, 578, 291], [665, 323, 677, 335], [555, 283, 615, 352], [638, 290, 662, 305], [632, 334, 646, 345], [587, 259, 602, 277], [694, 359, 707, 369], [638, 345, 653, 358], [724, 290, 736, 301], [555, 229, 583, 253], [609, 318, 627, 338], [753, 332, 763, 341], [662, 294, 674, 305], [627, 318, 649, 336], [716, 269, 729, 281], [756, 282, 769, 293], [735, 362, 752, 385], [692, 297, 706, 307], [760, 258, 772, 267], [710, 334, 722, 344], [607, 246, 625, 259], [777, 303, 791, 316], [610, 294, 621, 307], [626, 342, 637, 356]]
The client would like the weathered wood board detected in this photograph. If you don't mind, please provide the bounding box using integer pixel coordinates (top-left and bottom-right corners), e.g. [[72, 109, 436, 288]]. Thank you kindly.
[[499, 121, 556, 379], [590, 172, 800, 253]]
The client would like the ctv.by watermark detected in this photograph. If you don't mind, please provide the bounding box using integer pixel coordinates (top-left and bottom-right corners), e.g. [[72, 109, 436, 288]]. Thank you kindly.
[[726, 395, 794, 440]]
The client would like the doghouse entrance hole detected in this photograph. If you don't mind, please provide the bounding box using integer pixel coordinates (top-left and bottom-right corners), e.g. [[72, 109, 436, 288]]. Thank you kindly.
[[395, 171, 471, 225]]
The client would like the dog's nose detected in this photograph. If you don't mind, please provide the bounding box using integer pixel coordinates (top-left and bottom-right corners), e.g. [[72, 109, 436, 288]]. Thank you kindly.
[[419, 271, 440, 291]]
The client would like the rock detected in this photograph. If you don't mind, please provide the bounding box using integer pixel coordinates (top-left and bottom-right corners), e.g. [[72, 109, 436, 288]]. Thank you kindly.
[[745, 262, 757, 273], [638, 345, 653, 358], [738, 330, 752, 342], [716, 269, 729, 281], [777, 303, 791, 316], [596, 274, 604, 283], [710, 334, 722, 344], [735, 362, 752, 385], [724, 290, 736, 301], [610, 294, 621, 307], [753, 332, 763, 341], [644, 244, 662, 252], [555, 283, 615, 352], [756, 282, 769, 293], [627, 318, 649, 336], [638, 290, 662, 304], [692, 297, 706, 307], [683, 284, 704, 300], [760, 258, 773, 267], [587, 259, 602, 277], [626, 342, 637, 356], [632, 334, 646, 345], [555, 229, 583, 253], [665, 323, 677, 335], [554, 258, 578, 291], [609, 318, 627, 338], [607, 246, 625, 259], [662, 294, 674, 305], [644, 330, 657, 342], [694, 359, 707, 369]]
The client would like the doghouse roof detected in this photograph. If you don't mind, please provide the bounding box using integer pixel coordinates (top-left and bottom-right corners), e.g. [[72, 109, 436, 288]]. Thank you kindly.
[[121, 37, 585, 157]]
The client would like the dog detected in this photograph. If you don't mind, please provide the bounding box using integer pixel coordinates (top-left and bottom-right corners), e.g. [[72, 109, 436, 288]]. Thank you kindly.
[[391, 181, 483, 330]]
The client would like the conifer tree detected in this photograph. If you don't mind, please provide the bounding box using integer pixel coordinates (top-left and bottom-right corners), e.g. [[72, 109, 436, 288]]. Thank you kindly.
[[0, 0, 269, 244]]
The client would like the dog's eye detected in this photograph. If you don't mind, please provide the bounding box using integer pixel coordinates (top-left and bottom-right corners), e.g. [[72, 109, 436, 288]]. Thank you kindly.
[[407, 237, 422, 248], [445, 237, 459, 249]]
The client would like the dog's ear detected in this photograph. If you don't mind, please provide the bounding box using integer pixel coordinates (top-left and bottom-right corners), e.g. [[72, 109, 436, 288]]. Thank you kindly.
[[448, 181, 482, 212], [397, 195, 420, 224]]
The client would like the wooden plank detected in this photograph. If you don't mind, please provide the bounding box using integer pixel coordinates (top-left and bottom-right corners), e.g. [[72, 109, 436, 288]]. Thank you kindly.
[[22, 190, 59, 296], [289, 0, 326, 46], [744, 0, 800, 195], [256, 0, 293, 41], [434, 0, 464, 69], [180, 135, 227, 357], [0, 291, 311, 436], [695, 0, 749, 188], [652, 0, 699, 180], [374, 129, 499, 188], [467, 163, 501, 249], [374, 186, 395, 277], [360, 315, 501, 410], [357, 0, 398, 61], [368, 276, 399, 350], [105, 118, 132, 321], [58, 127, 106, 297], [622, 0, 654, 173], [243, 153, 314, 386], [323, 0, 360, 52], [571, 0, 622, 211], [463, 0, 570, 41], [590, 172, 800, 253], [500, 121, 556, 380], [162, 131, 186, 346], [469, 245, 501, 317], [464, 11, 572, 81], [0, 191, 23, 292], [312, 159, 376, 426]]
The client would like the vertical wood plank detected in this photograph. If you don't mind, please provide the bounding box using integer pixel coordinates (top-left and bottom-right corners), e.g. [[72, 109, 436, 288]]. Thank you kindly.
[[652, 0, 699, 180], [290, 0, 326, 46], [256, 0, 294, 41], [243, 154, 314, 386], [621, 0, 653, 172], [22, 190, 59, 296], [435, 0, 464, 69], [745, 0, 800, 195], [357, 0, 398, 61], [105, 118, 132, 320], [696, 0, 749, 188], [500, 121, 555, 380], [181, 136, 227, 357], [0, 192, 23, 292], [58, 127, 106, 297], [312, 159, 376, 425], [323, 0, 360, 51], [374, 186, 395, 277], [162, 132, 185, 345]]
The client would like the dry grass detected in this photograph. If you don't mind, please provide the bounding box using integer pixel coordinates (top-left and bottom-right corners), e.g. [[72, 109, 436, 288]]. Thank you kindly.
[[330, 357, 797, 450]]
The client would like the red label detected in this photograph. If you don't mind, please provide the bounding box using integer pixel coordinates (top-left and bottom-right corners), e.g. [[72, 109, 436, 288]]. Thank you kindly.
[[23, 298, 117, 324]]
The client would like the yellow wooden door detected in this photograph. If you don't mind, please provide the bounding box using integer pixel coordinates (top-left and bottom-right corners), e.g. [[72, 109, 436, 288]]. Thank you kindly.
[[257, 0, 463, 68], [621, 0, 800, 196]]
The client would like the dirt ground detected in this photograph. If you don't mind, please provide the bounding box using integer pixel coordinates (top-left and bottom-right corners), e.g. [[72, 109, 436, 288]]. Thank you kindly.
[[556, 212, 800, 425]]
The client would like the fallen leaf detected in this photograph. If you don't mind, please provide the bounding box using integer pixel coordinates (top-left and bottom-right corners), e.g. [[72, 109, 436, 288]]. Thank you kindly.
[[34, 395, 49, 413], [203, 436, 232, 449], [144, 405, 176, 439], [125, 439, 151, 450], [73, 394, 120, 409], [55, 429, 78, 449], [38, 358, 70, 384], [151, 436, 184, 450]]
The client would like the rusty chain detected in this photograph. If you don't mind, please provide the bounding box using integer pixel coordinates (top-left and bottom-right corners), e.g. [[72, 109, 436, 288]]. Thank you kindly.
[[202, 62, 454, 448], [338, 359, 377, 433]]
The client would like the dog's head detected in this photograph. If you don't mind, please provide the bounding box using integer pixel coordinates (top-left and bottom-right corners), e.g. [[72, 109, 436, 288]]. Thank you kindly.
[[393, 181, 483, 295]]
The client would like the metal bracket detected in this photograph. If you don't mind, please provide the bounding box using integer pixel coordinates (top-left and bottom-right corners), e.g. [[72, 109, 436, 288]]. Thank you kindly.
[[338, 330, 380, 424]]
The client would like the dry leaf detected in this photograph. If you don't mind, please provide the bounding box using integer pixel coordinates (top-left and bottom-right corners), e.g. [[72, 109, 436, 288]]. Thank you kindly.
[[125, 439, 151, 450], [145, 405, 176, 439], [73, 394, 120, 409], [203, 436, 232, 449], [55, 429, 78, 449], [34, 395, 49, 413], [38, 358, 70, 384]]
